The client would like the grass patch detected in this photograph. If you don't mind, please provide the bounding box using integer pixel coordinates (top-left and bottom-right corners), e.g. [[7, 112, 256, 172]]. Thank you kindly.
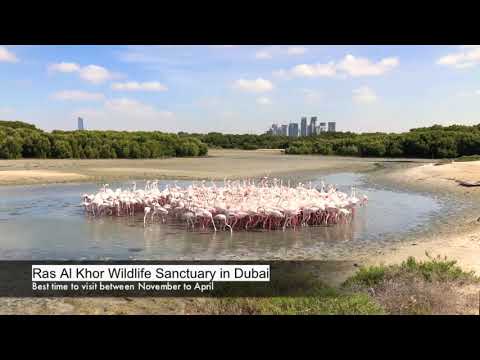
[[186, 257, 479, 315], [344, 255, 476, 288], [187, 289, 386, 315], [255, 293, 386, 315], [343, 265, 386, 287], [188, 267, 386, 314], [399, 255, 475, 282], [342, 255, 479, 315]]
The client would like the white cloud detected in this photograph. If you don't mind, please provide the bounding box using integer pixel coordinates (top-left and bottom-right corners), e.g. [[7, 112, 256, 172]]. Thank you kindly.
[[287, 47, 308, 55], [48, 62, 115, 84], [52, 90, 105, 101], [437, 45, 480, 69], [234, 78, 274, 93], [255, 50, 272, 60], [111, 81, 168, 92], [276, 54, 399, 79], [79, 65, 113, 84], [353, 86, 378, 104], [458, 90, 480, 97], [0, 46, 18, 63], [74, 98, 175, 131], [291, 62, 336, 77], [256, 97, 271, 105], [48, 62, 81, 73], [337, 54, 399, 76]]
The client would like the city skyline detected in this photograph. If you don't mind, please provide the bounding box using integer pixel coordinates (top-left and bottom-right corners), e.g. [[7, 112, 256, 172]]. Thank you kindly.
[[267, 117, 336, 137], [1, 45, 480, 134]]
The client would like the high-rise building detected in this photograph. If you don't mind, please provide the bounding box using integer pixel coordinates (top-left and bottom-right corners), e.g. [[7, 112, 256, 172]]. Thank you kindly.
[[300, 117, 308, 137], [310, 116, 317, 136], [77, 117, 84, 130], [288, 123, 299, 138], [328, 122, 336, 132], [319, 122, 326, 133], [271, 124, 279, 136], [281, 125, 288, 136]]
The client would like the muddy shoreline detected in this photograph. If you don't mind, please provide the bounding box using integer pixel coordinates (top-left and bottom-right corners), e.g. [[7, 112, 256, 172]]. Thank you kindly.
[[1, 152, 479, 314], [357, 160, 480, 276]]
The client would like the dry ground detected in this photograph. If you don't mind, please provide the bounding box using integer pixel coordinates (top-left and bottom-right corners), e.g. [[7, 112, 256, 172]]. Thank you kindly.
[[0, 149, 380, 185]]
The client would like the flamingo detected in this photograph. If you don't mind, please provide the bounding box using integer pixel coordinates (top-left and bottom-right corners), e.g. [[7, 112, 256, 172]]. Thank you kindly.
[[82, 177, 366, 233], [143, 207, 151, 227]]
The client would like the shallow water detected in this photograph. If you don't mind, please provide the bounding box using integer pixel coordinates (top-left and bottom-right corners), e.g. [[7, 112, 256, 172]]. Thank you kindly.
[[0, 173, 459, 260]]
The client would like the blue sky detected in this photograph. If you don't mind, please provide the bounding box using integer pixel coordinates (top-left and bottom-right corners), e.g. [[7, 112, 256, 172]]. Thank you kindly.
[[1, 45, 479, 134]]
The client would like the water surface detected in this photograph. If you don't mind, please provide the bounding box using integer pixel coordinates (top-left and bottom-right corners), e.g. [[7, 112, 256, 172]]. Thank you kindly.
[[0, 173, 457, 260]]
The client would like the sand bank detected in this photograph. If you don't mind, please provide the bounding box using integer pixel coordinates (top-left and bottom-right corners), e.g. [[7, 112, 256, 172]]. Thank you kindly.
[[0, 149, 378, 185], [364, 160, 480, 275], [0, 170, 89, 185], [375, 160, 480, 197]]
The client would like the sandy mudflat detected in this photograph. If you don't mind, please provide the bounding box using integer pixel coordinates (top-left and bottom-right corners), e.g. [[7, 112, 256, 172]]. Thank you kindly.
[[363, 160, 480, 275], [0, 170, 89, 185], [360, 220, 480, 275], [0, 149, 379, 185], [376, 160, 480, 197]]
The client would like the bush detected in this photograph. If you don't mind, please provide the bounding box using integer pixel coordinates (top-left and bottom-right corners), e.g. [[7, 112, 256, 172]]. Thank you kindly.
[[241, 143, 259, 150], [0, 136, 23, 159]]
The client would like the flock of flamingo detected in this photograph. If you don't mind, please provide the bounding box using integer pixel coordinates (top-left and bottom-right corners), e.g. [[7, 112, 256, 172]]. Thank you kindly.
[[81, 178, 367, 233]]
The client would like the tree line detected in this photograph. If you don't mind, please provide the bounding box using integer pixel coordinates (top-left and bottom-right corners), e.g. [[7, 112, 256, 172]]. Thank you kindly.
[[0, 121, 208, 159], [183, 124, 480, 159], [2, 120, 480, 160]]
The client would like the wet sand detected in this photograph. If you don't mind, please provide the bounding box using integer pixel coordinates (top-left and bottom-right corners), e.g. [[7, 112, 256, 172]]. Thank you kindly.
[[0, 149, 397, 186], [361, 160, 480, 275], [374, 160, 480, 197]]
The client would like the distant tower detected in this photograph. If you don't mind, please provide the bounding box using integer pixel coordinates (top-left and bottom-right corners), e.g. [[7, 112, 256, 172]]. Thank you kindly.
[[288, 123, 299, 138], [281, 124, 288, 136], [300, 117, 308, 137], [328, 121, 336, 132], [319, 122, 326, 133], [77, 117, 84, 131], [310, 116, 317, 136]]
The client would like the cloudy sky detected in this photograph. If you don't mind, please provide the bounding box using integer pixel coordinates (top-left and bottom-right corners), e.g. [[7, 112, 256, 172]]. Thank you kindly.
[[1, 45, 479, 134]]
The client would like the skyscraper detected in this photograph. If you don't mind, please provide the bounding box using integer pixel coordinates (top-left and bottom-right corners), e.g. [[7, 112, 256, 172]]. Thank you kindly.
[[310, 116, 317, 136], [319, 122, 326, 133], [281, 125, 288, 136], [77, 117, 84, 131], [300, 117, 307, 137], [328, 122, 336, 132], [271, 124, 279, 135], [288, 123, 299, 138]]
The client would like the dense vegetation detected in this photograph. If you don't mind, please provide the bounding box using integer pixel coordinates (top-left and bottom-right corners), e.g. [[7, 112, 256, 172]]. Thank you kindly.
[[184, 124, 480, 159], [2, 120, 480, 160], [0, 121, 208, 159]]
